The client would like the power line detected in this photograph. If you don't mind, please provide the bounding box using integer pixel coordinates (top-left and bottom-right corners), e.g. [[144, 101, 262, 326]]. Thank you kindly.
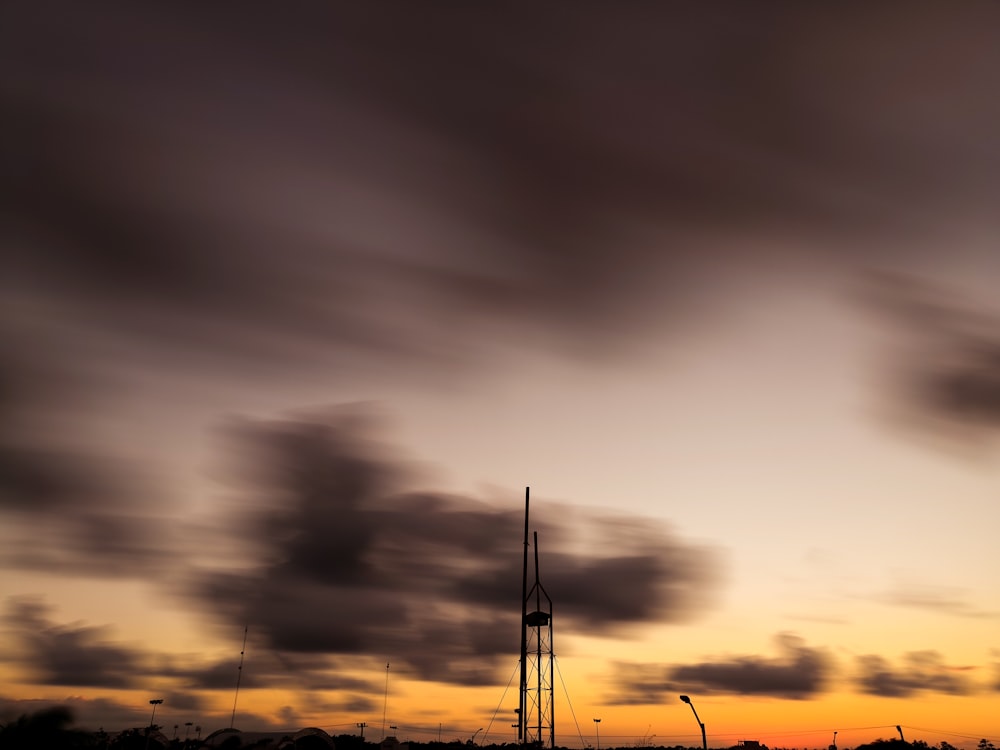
[[553, 655, 588, 750], [902, 726, 998, 742], [483, 659, 521, 745]]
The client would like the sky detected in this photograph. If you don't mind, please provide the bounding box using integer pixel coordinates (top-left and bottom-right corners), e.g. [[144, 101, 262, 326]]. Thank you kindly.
[[2, 2, 1000, 748]]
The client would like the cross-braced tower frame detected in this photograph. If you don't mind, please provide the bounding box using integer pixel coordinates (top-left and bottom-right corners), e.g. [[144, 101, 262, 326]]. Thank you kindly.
[[519, 488, 554, 749]]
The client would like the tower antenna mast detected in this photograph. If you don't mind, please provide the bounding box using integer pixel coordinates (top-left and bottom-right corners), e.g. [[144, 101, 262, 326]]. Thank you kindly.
[[518, 487, 554, 748], [231, 626, 248, 729], [382, 661, 390, 740], [518, 487, 529, 744]]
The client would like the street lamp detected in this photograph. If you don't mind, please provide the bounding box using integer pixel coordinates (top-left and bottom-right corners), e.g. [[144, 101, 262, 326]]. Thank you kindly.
[[679, 695, 706, 750], [145, 700, 164, 750], [148, 699, 164, 728], [472, 727, 484, 745], [594, 718, 602, 750]]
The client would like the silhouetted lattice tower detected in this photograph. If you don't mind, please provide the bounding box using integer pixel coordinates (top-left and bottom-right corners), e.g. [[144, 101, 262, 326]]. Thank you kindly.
[[518, 487, 554, 749]]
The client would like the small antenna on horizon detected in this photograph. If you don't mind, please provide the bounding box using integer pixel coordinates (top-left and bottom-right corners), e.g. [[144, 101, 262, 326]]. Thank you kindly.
[[231, 625, 248, 729], [381, 661, 390, 740]]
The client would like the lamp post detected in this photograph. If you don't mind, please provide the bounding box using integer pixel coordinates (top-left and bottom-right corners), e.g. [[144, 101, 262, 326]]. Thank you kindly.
[[594, 718, 602, 750], [148, 699, 164, 728], [145, 700, 164, 750], [472, 727, 484, 745], [679, 695, 706, 750]]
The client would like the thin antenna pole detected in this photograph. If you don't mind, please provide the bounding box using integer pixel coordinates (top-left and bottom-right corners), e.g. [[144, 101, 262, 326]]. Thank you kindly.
[[519, 487, 529, 745], [382, 661, 390, 740], [231, 626, 248, 729], [534, 531, 542, 746]]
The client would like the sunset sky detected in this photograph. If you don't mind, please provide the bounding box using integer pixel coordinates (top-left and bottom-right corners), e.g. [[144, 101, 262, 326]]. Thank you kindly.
[[2, 2, 1000, 748]]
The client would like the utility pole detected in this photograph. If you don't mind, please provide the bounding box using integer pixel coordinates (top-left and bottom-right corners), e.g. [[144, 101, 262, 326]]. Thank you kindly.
[[357, 722, 368, 739]]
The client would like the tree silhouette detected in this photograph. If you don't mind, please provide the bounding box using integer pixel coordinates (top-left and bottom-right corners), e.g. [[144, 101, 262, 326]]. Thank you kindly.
[[0, 706, 90, 750]]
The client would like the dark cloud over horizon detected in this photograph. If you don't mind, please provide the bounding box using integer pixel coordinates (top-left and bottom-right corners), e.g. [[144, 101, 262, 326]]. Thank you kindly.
[[0, 595, 383, 701], [0, 398, 723, 691], [604, 639, 998, 704], [856, 651, 973, 698], [190, 409, 723, 686], [2, 598, 146, 689], [606, 633, 831, 703]]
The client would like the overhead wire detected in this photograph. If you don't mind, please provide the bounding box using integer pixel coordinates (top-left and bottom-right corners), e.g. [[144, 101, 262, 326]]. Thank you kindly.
[[554, 655, 589, 750], [483, 659, 522, 745]]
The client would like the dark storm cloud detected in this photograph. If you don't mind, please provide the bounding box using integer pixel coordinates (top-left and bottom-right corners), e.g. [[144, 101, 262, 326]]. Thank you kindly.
[[0, 442, 178, 577], [168, 655, 276, 692], [0, 445, 118, 513], [862, 273, 1000, 447], [336, 696, 379, 715], [2, 598, 145, 689], [669, 633, 830, 699], [0, 313, 182, 577], [1, 597, 379, 703], [605, 633, 830, 703], [160, 691, 205, 714], [190, 409, 722, 687], [3, 1, 1000, 385], [855, 651, 972, 698], [603, 661, 676, 706], [2, 1, 1000, 588], [166, 645, 380, 695]]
